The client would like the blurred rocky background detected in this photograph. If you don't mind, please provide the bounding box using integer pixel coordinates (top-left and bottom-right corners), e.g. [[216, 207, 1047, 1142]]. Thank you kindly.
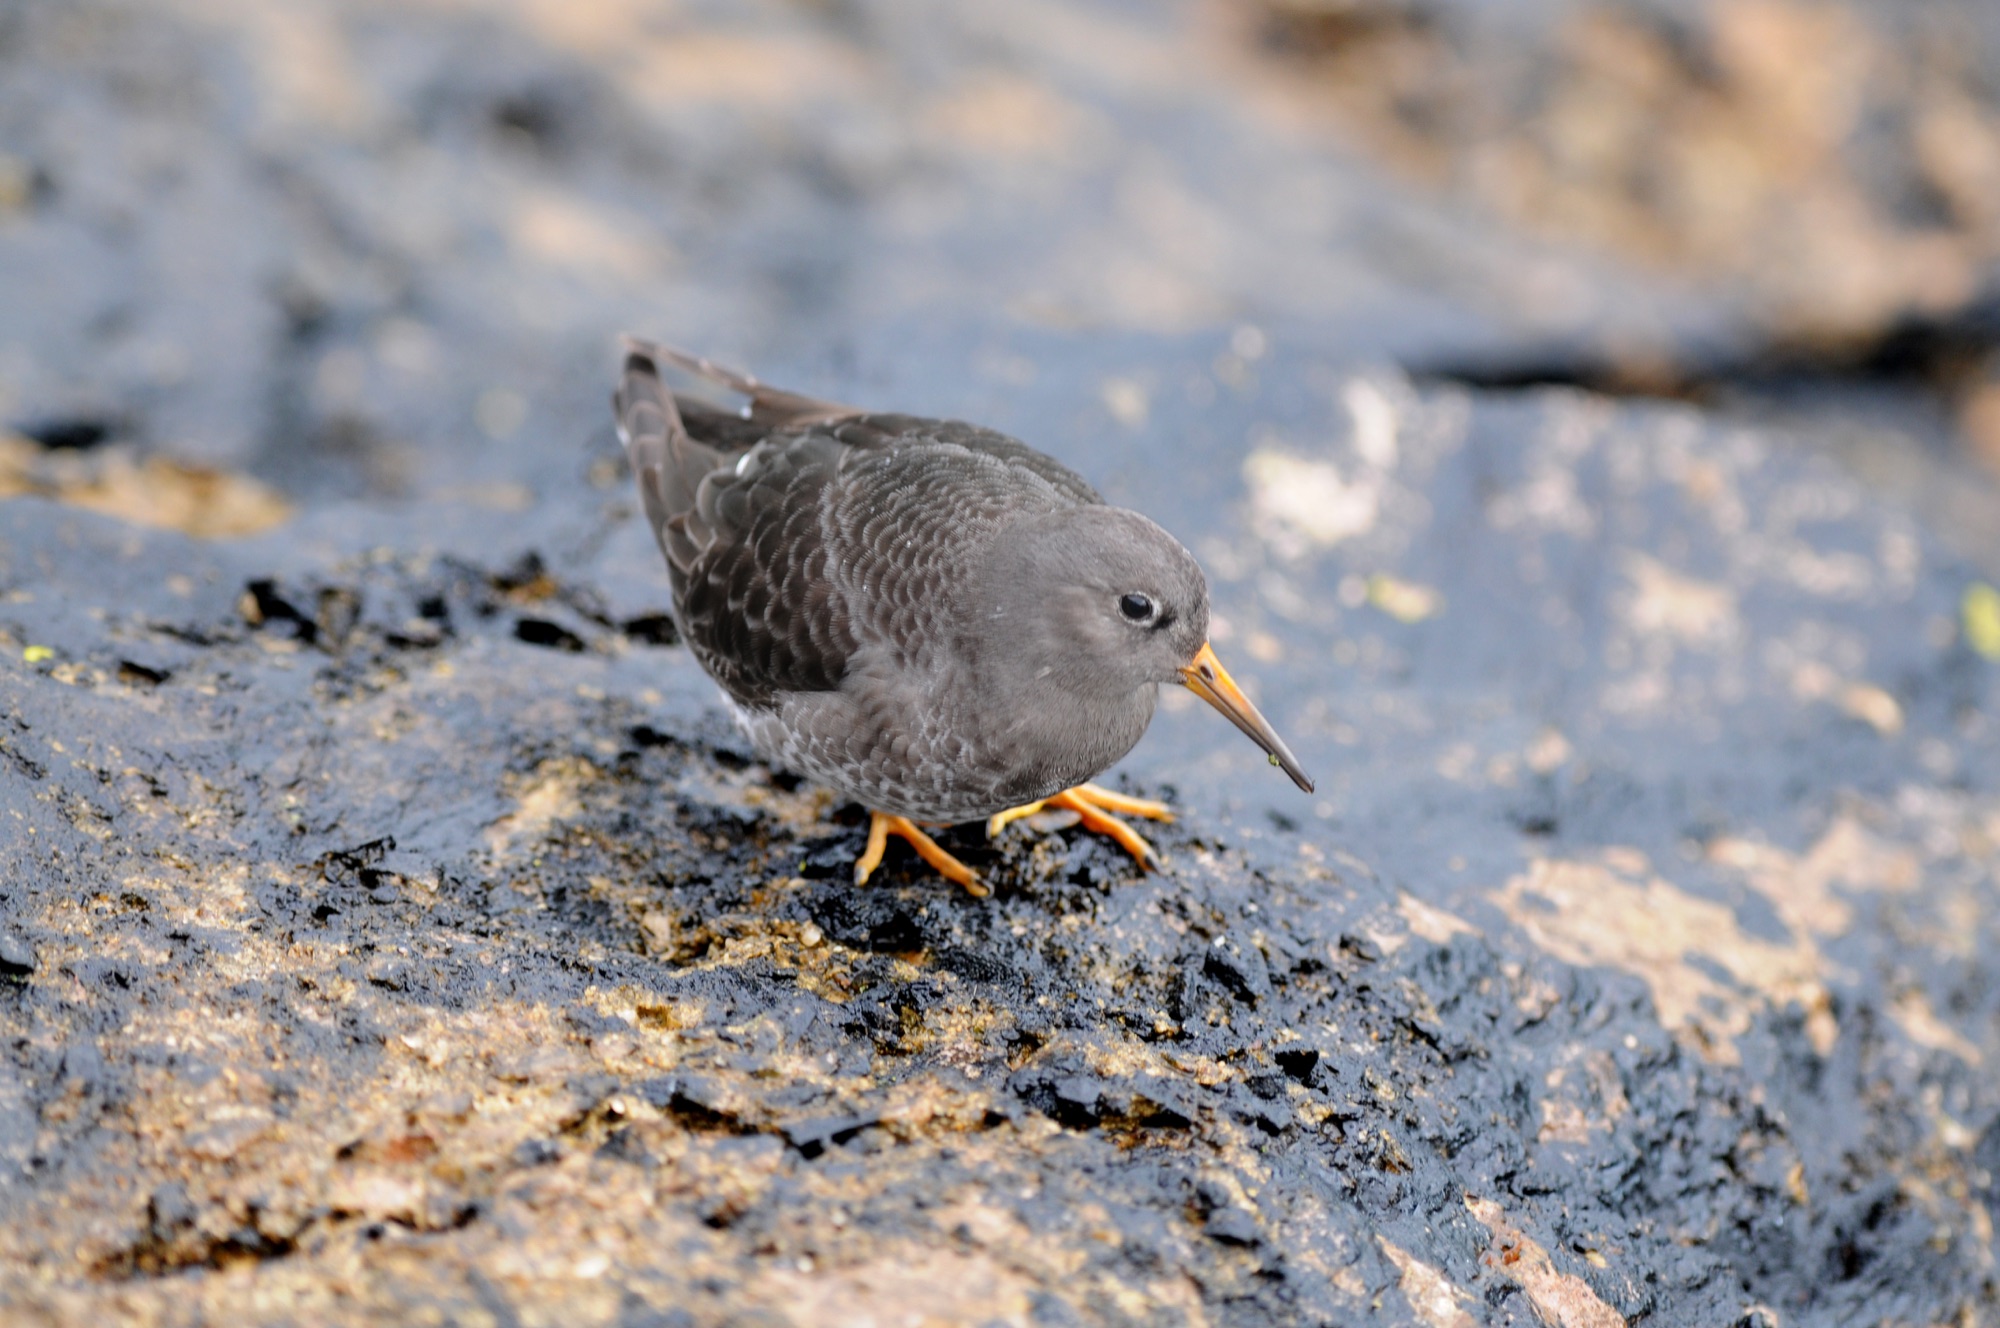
[[5, 1, 2000, 1325], [5, 0, 1998, 545], [1248, 0, 2000, 559]]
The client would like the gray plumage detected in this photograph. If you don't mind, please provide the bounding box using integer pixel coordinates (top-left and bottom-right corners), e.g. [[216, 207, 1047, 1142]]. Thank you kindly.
[[613, 339, 1213, 823]]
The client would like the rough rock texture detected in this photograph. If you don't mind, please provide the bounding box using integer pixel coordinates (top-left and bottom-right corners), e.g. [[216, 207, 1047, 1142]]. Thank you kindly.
[[5, 374, 1999, 1325], [4, 1, 2000, 1326]]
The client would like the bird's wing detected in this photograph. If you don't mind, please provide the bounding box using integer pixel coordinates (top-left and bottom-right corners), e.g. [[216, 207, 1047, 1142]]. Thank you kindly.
[[617, 344, 1103, 710], [683, 451, 852, 705], [823, 414, 1103, 508]]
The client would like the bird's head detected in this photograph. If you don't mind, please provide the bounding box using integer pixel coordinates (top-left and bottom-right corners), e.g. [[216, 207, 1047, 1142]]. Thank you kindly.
[[971, 506, 1314, 793]]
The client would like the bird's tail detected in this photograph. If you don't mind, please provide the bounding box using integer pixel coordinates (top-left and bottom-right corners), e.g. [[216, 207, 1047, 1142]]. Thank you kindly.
[[621, 336, 860, 430], [613, 346, 721, 558]]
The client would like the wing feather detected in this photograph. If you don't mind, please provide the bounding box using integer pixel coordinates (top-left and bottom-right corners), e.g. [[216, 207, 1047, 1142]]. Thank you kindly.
[[614, 341, 1103, 712]]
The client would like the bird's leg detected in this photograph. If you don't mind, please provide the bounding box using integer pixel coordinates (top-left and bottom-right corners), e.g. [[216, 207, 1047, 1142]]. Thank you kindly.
[[1067, 782, 1174, 821], [987, 782, 1174, 870], [984, 799, 1050, 837], [1047, 788, 1167, 868], [855, 811, 988, 897]]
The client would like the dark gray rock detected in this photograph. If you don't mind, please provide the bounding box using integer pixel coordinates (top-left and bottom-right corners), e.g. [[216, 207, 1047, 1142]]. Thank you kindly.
[[2, 1, 1999, 1326], [3, 368, 1996, 1324]]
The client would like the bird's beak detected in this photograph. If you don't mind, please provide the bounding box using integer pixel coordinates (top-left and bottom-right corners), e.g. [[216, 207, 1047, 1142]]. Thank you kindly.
[[1178, 642, 1315, 793]]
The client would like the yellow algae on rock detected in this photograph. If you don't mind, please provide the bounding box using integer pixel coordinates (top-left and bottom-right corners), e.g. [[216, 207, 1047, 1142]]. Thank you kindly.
[[1965, 582, 2000, 659], [1378, 1238, 1478, 1328], [1492, 851, 1830, 1063], [484, 756, 594, 858], [1705, 816, 1919, 942], [1465, 1197, 1626, 1328], [1, 435, 291, 539], [1367, 574, 1442, 623], [1624, 553, 1737, 645]]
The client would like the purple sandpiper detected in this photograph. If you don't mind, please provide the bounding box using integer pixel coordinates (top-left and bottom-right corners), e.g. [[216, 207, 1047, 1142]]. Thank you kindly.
[[614, 339, 1312, 895]]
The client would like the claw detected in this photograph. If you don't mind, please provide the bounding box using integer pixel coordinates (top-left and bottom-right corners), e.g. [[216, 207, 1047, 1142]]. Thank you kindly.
[[1068, 781, 1174, 822], [986, 799, 1049, 838], [987, 782, 1173, 870], [855, 812, 987, 897]]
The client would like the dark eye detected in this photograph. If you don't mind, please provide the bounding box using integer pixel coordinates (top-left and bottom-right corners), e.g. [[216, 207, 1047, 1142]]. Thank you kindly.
[[1119, 592, 1155, 622]]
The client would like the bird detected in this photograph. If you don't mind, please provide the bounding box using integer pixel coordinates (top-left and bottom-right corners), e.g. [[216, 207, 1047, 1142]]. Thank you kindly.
[[612, 338, 1313, 896]]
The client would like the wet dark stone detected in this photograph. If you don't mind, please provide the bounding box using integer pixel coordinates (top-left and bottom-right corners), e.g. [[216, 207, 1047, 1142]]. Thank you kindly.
[[796, 836, 861, 880], [314, 837, 396, 886], [1201, 941, 1272, 1005], [241, 578, 316, 642], [56, 1040, 106, 1096], [18, 417, 112, 450], [513, 617, 586, 652], [1273, 1046, 1320, 1083], [934, 946, 1015, 984], [597, 1127, 652, 1166], [564, 1005, 630, 1036], [808, 889, 926, 953], [1227, 1084, 1293, 1135], [621, 614, 679, 646], [511, 1139, 560, 1167], [657, 1077, 743, 1131], [2, 3, 1998, 1323], [779, 1114, 878, 1159], [146, 1183, 196, 1240], [1204, 1207, 1262, 1246], [631, 1077, 679, 1113], [0, 934, 32, 982], [115, 660, 170, 686]]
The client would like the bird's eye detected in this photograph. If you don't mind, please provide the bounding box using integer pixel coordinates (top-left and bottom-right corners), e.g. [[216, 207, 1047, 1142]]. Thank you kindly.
[[1119, 592, 1155, 622]]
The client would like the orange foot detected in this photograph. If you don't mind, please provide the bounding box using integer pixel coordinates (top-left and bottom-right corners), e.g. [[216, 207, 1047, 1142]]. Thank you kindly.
[[987, 782, 1174, 870], [854, 812, 988, 898]]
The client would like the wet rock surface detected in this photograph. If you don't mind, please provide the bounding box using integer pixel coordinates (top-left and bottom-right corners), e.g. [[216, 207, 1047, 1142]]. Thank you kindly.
[[3, 1, 2000, 1326], [5, 380, 1999, 1325]]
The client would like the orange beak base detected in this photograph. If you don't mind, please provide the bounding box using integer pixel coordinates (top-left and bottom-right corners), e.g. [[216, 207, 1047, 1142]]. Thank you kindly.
[[1178, 642, 1314, 793]]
